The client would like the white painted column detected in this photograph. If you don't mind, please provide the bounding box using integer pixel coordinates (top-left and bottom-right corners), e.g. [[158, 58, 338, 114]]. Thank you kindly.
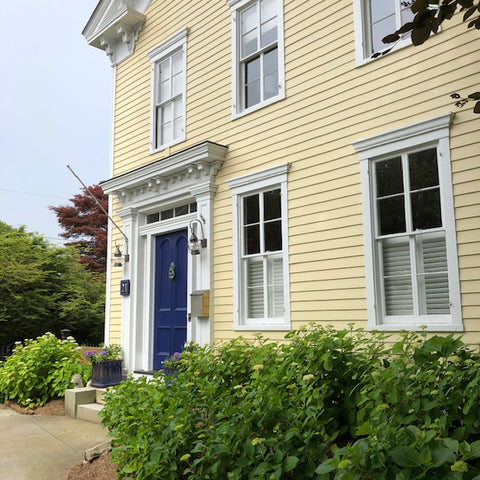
[[190, 183, 217, 345], [118, 207, 138, 373]]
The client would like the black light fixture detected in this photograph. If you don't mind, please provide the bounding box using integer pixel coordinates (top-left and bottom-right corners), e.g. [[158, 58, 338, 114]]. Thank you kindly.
[[113, 243, 129, 267], [188, 219, 207, 255]]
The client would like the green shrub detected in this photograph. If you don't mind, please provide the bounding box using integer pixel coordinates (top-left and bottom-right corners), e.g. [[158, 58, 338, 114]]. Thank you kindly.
[[0, 332, 90, 409], [101, 326, 480, 480]]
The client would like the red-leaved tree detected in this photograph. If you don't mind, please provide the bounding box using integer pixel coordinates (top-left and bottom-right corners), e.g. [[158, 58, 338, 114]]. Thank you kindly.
[[50, 185, 108, 274]]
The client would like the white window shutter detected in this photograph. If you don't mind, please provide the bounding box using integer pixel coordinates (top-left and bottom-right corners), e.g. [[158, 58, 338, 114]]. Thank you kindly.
[[421, 234, 450, 315], [246, 258, 264, 318], [381, 238, 413, 316]]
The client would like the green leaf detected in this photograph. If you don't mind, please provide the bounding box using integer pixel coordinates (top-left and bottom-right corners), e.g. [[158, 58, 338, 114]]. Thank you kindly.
[[315, 462, 337, 474], [356, 421, 372, 436], [431, 446, 456, 468], [468, 92, 480, 100], [283, 456, 299, 472], [464, 440, 480, 460], [390, 446, 422, 468], [474, 101, 480, 114]]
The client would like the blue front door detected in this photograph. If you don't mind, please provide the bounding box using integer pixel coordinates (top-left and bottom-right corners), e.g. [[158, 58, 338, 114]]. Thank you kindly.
[[153, 230, 188, 370]]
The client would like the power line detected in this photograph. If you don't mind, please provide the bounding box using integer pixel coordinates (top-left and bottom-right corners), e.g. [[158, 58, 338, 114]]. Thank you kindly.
[[0, 187, 69, 201]]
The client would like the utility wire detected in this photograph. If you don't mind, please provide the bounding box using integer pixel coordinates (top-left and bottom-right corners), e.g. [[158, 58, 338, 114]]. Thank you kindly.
[[0, 187, 69, 201]]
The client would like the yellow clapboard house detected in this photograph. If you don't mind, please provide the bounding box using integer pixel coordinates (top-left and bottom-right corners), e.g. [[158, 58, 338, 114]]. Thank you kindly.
[[83, 0, 480, 375]]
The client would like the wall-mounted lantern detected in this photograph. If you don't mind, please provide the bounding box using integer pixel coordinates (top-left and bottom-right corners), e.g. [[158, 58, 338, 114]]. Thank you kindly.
[[188, 219, 207, 255], [113, 243, 130, 267]]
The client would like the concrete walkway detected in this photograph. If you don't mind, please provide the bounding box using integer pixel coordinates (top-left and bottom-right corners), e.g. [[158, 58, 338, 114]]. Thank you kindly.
[[0, 405, 109, 480]]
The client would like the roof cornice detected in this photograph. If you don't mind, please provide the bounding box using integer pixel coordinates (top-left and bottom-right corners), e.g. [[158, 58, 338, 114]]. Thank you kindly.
[[83, 0, 151, 66]]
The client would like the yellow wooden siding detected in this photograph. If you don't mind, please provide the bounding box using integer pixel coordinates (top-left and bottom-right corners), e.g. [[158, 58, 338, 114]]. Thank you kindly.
[[104, 0, 480, 344]]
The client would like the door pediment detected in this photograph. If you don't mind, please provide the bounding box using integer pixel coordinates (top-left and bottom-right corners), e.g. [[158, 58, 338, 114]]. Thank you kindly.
[[101, 142, 228, 209]]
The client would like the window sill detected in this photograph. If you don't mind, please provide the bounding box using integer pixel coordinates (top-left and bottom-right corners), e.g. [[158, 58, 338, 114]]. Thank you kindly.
[[234, 323, 291, 332], [355, 37, 412, 68], [367, 323, 463, 333], [149, 135, 185, 155], [231, 92, 285, 120]]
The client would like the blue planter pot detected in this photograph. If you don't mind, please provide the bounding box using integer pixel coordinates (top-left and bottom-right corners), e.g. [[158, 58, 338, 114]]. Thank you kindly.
[[91, 359, 123, 387]]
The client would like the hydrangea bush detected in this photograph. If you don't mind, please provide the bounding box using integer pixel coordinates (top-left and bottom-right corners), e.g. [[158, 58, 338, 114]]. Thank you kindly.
[[101, 326, 480, 480], [0, 333, 89, 409]]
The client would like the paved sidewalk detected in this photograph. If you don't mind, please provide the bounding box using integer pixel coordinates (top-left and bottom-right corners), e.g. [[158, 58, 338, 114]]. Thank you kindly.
[[0, 405, 109, 480]]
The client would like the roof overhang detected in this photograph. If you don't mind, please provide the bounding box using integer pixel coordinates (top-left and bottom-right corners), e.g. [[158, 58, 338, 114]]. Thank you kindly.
[[83, 0, 150, 66]]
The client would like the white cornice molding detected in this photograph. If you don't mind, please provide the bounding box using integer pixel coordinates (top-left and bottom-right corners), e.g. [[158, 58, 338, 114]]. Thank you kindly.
[[83, 0, 150, 66], [101, 142, 228, 208], [352, 113, 454, 159], [227, 163, 290, 191]]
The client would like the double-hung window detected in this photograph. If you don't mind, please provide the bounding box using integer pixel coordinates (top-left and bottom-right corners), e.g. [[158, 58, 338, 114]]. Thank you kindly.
[[353, 0, 414, 63], [228, 0, 285, 117], [148, 28, 188, 152], [228, 164, 290, 329], [353, 114, 462, 331]]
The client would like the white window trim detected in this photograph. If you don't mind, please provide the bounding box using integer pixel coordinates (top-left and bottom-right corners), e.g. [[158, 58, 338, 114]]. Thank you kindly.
[[148, 28, 188, 153], [352, 0, 413, 66], [353, 113, 463, 332], [227, 0, 285, 119], [227, 163, 291, 330]]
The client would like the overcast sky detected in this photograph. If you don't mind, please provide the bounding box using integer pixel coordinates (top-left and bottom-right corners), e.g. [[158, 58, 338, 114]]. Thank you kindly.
[[0, 1, 112, 244]]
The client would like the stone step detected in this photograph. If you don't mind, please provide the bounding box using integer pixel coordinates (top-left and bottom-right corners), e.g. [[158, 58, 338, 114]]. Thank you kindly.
[[76, 403, 103, 424], [95, 388, 107, 405]]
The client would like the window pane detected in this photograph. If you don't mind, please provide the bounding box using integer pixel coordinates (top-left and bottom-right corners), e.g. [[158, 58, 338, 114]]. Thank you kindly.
[[146, 213, 159, 224], [263, 49, 278, 99], [246, 57, 260, 83], [369, 0, 395, 25], [409, 148, 438, 190], [161, 209, 173, 220], [160, 80, 171, 102], [263, 48, 278, 75], [378, 195, 406, 235], [172, 51, 183, 75], [162, 123, 172, 144], [371, 13, 396, 53], [261, 0, 277, 22], [265, 220, 282, 251], [159, 59, 171, 102], [189, 203, 197, 213], [173, 118, 183, 139], [244, 194, 259, 224], [264, 189, 281, 220], [241, 5, 258, 57], [401, 3, 415, 25], [246, 79, 261, 108], [264, 72, 278, 100], [172, 72, 183, 97], [411, 189, 442, 230], [381, 237, 413, 315], [376, 157, 403, 197], [246, 258, 264, 318], [245, 225, 260, 254], [241, 4, 257, 34], [261, 17, 277, 47], [162, 102, 173, 123], [175, 205, 188, 216]]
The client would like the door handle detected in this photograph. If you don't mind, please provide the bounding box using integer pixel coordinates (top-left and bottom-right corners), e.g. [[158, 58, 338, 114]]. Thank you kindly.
[[187, 313, 192, 322]]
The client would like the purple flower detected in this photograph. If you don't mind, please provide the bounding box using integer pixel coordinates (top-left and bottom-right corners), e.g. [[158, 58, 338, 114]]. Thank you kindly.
[[87, 351, 94, 357], [99, 351, 107, 356]]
